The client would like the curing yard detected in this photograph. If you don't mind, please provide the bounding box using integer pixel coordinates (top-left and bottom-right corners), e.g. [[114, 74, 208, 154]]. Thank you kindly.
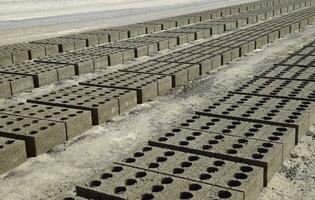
[[0, 0, 314, 200]]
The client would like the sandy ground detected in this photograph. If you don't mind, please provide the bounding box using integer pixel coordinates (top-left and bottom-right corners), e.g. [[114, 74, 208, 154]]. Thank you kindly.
[[0, 19, 314, 199], [0, 0, 258, 45]]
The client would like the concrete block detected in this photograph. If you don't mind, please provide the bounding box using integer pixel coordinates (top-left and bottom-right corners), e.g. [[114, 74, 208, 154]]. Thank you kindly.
[[231, 48, 240, 60], [0, 78, 12, 98], [0, 102, 93, 140], [0, 73, 34, 97], [148, 128, 282, 186], [154, 52, 212, 75], [0, 137, 27, 175], [279, 26, 290, 37], [107, 31, 120, 42], [196, 99, 311, 144], [35, 54, 95, 75], [107, 51, 123, 65], [27, 86, 123, 125], [242, 142, 282, 185], [76, 163, 243, 200], [177, 113, 296, 161], [110, 89, 137, 114], [290, 22, 300, 32], [299, 18, 309, 29], [118, 145, 263, 200], [0, 114, 66, 157], [222, 49, 232, 65], [41, 44, 60, 56], [11, 50, 29, 64], [210, 54, 222, 69], [308, 16, 315, 24], [216, 164, 264, 200], [247, 41, 256, 52], [31, 38, 75, 53], [0, 52, 13, 66], [268, 31, 280, 43], [0, 62, 74, 87], [64, 85, 136, 115], [117, 145, 233, 183], [80, 71, 171, 104], [121, 61, 200, 87]]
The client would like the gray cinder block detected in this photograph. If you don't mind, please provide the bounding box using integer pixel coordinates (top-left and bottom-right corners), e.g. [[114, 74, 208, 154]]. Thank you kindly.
[[0, 114, 66, 157], [0, 137, 27, 175]]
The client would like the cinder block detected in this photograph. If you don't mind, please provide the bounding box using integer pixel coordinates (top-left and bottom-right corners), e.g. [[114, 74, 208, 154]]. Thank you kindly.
[[121, 61, 200, 87], [0, 114, 66, 157], [0, 137, 27, 175], [80, 71, 171, 104], [197, 99, 311, 143], [0, 102, 93, 140], [153, 52, 212, 75], [0, 78, 12, 98], [148, 128, 282, 186], [216, 164, 264, 200], [0, 73, 34, 97], [308, 16, 315, 24], [222, 49, 232, 65], [31, 38, 75, 53], [230, 47, 240, 60], [117, 145, 263, 200], [268, 31, 280, 43], [69, 46, 132, 67], [117, 145, 235, 185], [12, 50, 29, 64], [299, 18, 309, 29], [0, 62, 75, 87], [279, 26, 290, 37], [76, 163, 243, 200], [0, 52, 13, 66], [35, 54, 96, 75], [176, 113, 296, 161], [290, 22, 300, 32], [27, 86, 128, 125]]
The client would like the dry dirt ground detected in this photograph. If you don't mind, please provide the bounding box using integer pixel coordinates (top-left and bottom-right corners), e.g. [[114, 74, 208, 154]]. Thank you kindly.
[[0, 17, 314, 200]]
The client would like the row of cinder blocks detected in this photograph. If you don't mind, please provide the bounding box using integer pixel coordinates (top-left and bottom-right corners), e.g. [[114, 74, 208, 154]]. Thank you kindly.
[[0, 0, 310, 67], [117, 6, 312, 83], [76, 162, 248, 200], [0, 0, 314, 180], [72, 12, 315, 200], [149, 6, 315, 71], [233, 76, 315, 103], [75, 94, 309, 200], [0, 42, 59, 66], [1, 0, 311, 100], [0, 1, 283, 98]]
